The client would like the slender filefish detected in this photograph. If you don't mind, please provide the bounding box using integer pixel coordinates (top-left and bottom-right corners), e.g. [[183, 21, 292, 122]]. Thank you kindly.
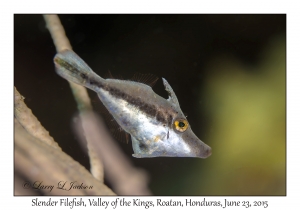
[[54, 50, 211, 158]]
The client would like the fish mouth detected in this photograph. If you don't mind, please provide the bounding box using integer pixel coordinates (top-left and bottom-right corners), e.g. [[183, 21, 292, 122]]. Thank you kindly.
[[197, 144, 212, 158], [189, 141, 212, 158]]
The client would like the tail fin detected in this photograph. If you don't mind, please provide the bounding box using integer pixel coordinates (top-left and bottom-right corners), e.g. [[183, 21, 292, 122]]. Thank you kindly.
[[54, 50, 103, 87]]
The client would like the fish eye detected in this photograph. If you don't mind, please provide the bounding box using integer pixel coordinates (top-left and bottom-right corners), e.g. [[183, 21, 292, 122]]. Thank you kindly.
[[174, 119, 189, 132]]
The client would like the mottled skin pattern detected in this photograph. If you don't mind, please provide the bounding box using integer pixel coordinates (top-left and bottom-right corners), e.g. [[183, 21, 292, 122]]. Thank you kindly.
[[54, 50, 212, 158]]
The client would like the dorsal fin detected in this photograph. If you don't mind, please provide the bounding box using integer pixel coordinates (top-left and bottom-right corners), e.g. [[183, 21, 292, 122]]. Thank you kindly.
[[162, 78, 180, 106], [130, 73, 159, 87]]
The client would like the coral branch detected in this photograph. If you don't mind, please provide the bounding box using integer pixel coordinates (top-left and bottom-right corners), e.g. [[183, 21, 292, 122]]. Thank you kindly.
[[43, 14, 92, 112], [14, 119, 115, 195], [43, 14, 72, 52], [14, 87, 61, 150], [44, 14, 102, 181]]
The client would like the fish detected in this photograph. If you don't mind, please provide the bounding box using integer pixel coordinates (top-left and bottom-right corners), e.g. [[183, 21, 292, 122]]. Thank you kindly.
[[54, 49, 212, 158]]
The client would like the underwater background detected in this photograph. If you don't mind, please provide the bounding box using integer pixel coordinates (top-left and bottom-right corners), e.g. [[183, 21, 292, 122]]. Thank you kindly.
[[14, 14, 285, 195]]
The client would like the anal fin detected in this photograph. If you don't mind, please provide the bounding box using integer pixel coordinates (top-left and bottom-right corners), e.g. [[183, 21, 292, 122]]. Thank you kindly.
[[92, 94, 129, 143], [106, 118, 130, 144]]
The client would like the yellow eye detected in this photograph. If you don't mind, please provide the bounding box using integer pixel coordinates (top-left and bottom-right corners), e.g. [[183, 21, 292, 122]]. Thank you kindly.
[[174, 119, 189, 132]]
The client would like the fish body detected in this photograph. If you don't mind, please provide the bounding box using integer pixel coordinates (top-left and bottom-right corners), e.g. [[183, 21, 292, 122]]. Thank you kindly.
[[54, 50, 211, 158]]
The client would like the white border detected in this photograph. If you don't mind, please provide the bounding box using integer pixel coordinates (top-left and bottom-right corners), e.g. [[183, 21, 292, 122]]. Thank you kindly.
[[3, 1, 299, 209]]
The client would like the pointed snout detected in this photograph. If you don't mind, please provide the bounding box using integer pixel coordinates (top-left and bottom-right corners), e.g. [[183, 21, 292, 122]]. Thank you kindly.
[[196, 143, 212, 158], [182, 130, 212, 158]]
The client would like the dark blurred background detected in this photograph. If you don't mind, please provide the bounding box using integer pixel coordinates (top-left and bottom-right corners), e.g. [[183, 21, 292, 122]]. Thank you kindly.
[[14, 14, 286, 195]]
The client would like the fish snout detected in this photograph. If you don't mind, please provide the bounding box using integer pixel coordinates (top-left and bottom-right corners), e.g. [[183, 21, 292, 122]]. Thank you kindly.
[[196, 143, 212, 158], [182, 130, 212, 158]]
